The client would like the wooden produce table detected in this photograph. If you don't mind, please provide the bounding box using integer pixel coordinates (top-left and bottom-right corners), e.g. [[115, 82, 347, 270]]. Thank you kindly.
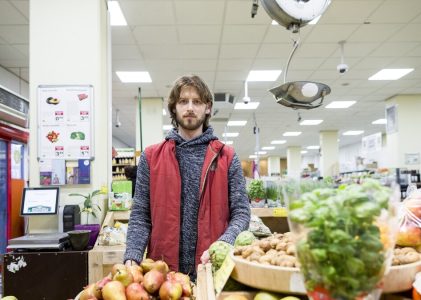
[[88, 210, 130, 283], [251, 207, 289, 234]]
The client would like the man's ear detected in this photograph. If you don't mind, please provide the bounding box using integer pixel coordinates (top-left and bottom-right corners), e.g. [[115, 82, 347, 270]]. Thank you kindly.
[[205, 104, 211, 114]]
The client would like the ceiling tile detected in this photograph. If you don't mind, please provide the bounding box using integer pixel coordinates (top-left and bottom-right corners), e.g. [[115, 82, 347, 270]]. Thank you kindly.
[[13, 44, 28, 57], [133, 26, 178, 44], [140, 45, 181, 59], [179, 59, 217, 72], [217, 59, 253, 71], [348, 24, 403, 42], [112, 59, 147, 71], [297, 43, 337, 58], [179, 45, 219, 59], [225, 1, 272, 25], [305, 24, 358, 43], [120, 1, 175, 25], [222, 25, 267, 44], [220, 44, 259, 59], [368, 0, 421, 23], [256, 43, 290, 59], [0, 45, 26, 60], [215, 71, 248, 81], [370, 42, 419, 57], [178, 25, 222, 44], [0, 1, 28, 25], [175, 1, 224, 25], [320, 0, 382, 24], [388, 23, 421, 42], [112, 45, 142, 60], [111, 27, 137, 45]]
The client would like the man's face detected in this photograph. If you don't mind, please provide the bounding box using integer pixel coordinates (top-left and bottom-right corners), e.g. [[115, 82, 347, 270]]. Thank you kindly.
[[174, 86, 210, 131]]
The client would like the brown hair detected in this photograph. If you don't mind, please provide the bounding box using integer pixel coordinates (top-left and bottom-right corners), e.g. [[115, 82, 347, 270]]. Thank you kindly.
[[167, 74, 213, 129]]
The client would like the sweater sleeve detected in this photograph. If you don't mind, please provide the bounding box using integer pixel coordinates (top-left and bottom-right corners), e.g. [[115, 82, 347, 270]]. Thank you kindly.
[[124, 152, 151, 263], [218, 153, 251, 245]]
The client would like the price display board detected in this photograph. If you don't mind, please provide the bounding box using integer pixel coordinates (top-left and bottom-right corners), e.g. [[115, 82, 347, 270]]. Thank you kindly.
[[38, 85, 94, 160]]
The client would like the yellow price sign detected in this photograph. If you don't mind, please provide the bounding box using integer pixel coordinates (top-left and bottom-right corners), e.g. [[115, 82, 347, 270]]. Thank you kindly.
[[213, 254, 235, 297], [273, 207, 288, 217]]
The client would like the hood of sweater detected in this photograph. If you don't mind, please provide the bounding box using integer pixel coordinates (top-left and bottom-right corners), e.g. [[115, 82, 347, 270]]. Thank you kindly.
[[165, 126, 218, 147]]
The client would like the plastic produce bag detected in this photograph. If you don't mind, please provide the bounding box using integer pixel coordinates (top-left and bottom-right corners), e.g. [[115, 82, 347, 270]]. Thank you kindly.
[[248, 214, 271, 237], [396, 186, 421, 247]]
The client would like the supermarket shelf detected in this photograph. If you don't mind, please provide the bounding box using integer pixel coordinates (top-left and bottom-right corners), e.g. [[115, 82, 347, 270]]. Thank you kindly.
[[251, 207, 287, 217]]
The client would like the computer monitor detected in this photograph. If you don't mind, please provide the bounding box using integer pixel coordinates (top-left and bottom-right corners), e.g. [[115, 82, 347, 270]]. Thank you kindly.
[[21, 187, 59, 216]]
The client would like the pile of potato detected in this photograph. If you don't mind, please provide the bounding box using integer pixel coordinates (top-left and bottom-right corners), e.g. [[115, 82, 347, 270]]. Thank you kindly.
[[233, 232, 299, 268], [392, 247, 420, 266]]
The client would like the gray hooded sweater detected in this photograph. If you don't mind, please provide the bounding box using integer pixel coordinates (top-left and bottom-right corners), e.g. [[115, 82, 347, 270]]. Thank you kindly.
[[124, 126, 250, 278]]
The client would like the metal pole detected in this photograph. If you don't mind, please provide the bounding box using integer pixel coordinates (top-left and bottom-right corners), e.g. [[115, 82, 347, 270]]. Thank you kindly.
[[138, 87, 143, 151]]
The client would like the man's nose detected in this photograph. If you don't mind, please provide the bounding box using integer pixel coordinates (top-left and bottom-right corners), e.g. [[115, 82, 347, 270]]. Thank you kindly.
[[187, 100, 194, 110]]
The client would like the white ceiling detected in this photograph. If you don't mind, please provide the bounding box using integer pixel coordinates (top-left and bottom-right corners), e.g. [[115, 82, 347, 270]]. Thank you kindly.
[[1, 0, 421, 160]]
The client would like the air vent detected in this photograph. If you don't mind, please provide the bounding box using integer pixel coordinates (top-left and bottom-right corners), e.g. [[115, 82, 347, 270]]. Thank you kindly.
[[214, 93, 234, 104], [0, 85, 29, 128]]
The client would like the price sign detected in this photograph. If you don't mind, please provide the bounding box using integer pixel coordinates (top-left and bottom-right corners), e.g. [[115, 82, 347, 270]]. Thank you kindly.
[[80, 146, 90, 157], [55, 111, 64, 122], [273, 207, 288, 217], [55, 146, 64, 158], [213, 254, 235, 297], [80, 111, 89, 121]]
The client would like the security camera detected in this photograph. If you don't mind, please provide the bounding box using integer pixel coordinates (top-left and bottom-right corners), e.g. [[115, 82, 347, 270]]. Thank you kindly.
[[243, 96, 251, 104], [115, 121, 122, 128], [337, 63, 349, 74]]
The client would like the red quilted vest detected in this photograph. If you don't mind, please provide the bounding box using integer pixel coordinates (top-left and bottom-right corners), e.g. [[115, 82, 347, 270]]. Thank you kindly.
[[144, 139, 234, 271]]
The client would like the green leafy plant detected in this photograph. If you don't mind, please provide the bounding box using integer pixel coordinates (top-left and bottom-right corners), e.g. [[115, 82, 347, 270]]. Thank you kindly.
[[265, 185, 278, 200], [69, 189, 104, 224], [247, 179, 266, 200]]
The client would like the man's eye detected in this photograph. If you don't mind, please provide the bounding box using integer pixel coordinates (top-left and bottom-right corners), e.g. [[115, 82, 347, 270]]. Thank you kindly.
[[193, 100, 201, 105], [179, 99, 187, 104]]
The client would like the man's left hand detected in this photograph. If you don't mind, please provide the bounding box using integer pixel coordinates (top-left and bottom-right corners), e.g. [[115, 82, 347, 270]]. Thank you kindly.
[[200, 250, 210, 264]]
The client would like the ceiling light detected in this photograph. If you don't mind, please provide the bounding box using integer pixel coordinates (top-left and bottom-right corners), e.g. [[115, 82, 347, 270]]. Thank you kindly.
[[283, 132, 302, 137], [227, 120, 247, 126], [308, 15, 321, 25], [162, 109, 167, 116], [108, 1, 127, 26], [343, 130, 364, 136], [116, 71, 152, 83], [300, 119, 323, 126], [255, 151, 267, 155], [222, 132, 239, 137], [372, 118, 386, 125], [234, 102, 260, 110], [271, 20, 278, 25], [271, 140, 286, 144], [301, 150, 308, 154], [246, 70, 282, 82], [262, 146, 275, 150], [249, 155, 257, 159], [307, 145, 320, 150], [369, 68, 414, 80], [325, 101, 356, 109], [223, 141, 234, 145], [163, 125, 172, 130]]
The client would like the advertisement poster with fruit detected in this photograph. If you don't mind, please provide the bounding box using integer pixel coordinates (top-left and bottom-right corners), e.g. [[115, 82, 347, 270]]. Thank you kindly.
[[38, 85, 93, 159]]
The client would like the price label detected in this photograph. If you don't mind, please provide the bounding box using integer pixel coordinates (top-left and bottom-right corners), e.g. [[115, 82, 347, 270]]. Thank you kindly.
[[80, 111, 89, 121], [213, 253, 235, 297], [55, 111, 64, 122], [55, 146, 64, 158], [273, 207, 287, 217], [80, 146, 90, 157]]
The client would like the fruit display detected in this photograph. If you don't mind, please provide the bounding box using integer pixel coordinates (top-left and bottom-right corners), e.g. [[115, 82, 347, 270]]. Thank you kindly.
[[392, 247, 420, 265], [77, 259, 193, 300], [396, 192, 421, 247]]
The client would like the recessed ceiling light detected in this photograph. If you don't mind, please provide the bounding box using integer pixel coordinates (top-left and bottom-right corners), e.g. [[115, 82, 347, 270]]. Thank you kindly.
[[262, 146, 275, 150], [369, 68, 414, 80], [162, 109, 167, 116], [255, 151, 267, 155], [343, 130, 364, 136], [246, 70, 282, 82], [300, 119, 323, 126], [372, 118, 386, 125], [223, 141, 234, 145], [308, 15, 321, 25], [271, 20, 278, 25], [108, 1, 127, 26], [163, 125, 172, 130], [222, 132, 239, 137], [116, 71, 152, 83], [249, 155, 257, 159], [227, 120, 247, 126], [271, 140, 286, 144], [325, 101, 356, 109], [307, 145, 320, 150], [234, 102, 260, 110], [283, 132, 302, 137], [301, 150, 308, 154]]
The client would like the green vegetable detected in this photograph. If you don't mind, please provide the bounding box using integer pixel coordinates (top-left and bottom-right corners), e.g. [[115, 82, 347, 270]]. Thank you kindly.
[[290, 179, 392, 300], [247, 179, 265, 200]]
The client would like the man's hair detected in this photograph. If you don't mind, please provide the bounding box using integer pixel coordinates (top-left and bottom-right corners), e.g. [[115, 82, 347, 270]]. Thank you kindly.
[[124, 165, 137, 180], [167, 74, 213, 129]]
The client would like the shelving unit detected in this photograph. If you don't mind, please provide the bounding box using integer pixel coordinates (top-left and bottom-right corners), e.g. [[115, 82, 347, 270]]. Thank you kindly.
[[112, 148, 136, 181]]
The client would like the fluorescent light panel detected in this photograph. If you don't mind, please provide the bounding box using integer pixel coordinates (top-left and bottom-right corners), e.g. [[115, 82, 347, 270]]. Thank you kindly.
[[222, 132, 239, 137], [246, 70, 282, 82], [249, 155, 257, 159], [223, 141, 234, 145], [163, 125, 172, 130], [343, 130, 364, 136], [108, 1, 127, 26], [326, 101, 356, 109], [283, 132, 302, 136], [227, 120, 247, 126], [369, 68, 414, 80], [116, 71, 152, 83], [262, 146, 275, 150], [307, 146, 320, 150], [301, 150, 308, 154], [300, 119, 323, 126], [255, 151, 267, 155], [271, 140, 286, 144], [372, 118, 386, 125], [234, 102, 260, 110]]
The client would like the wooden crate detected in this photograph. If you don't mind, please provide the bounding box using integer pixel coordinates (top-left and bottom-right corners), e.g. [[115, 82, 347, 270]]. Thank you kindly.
[[88, 210, 130, 283]]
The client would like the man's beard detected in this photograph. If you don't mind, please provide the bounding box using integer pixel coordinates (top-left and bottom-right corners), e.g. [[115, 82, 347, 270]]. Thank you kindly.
[[176, 112, 206, 131]]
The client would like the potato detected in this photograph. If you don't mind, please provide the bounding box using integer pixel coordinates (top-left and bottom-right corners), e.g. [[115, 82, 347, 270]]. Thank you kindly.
[[241, 246, 253, 259], [249, 252, 263, 262], [259, 240, 272, 252], [275, 242, 288, 251], [286, 244, 296, 255]]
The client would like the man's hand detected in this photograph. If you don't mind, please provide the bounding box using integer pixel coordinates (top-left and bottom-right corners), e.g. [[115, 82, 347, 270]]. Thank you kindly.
[[200, 250, 210, 264], [125, 260, 139, 267]]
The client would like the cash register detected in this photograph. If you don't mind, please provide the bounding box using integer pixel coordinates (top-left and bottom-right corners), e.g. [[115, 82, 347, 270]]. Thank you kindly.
[[7, 187, 70, 251]]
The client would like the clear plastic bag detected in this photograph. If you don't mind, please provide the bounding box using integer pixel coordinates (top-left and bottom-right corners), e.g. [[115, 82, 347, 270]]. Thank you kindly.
[[396, 187, 421, 247]]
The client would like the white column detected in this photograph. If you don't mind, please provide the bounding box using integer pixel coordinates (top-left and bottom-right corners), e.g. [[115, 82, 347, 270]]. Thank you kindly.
[[267, 156, 281, 176], [320, 131, 339, 177], [385, 95, 421, 170], [137, 97, 164, 150], [287, 146, 301, 179], [29, 0, 110, 232]]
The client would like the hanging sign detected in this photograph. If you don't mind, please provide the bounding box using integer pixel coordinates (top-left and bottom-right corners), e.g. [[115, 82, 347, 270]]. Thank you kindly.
[[37, 85, 94, 160]]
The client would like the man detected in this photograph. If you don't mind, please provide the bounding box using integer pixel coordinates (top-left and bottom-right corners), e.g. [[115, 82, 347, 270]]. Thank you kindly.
[[124, 74, 250, 279]]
